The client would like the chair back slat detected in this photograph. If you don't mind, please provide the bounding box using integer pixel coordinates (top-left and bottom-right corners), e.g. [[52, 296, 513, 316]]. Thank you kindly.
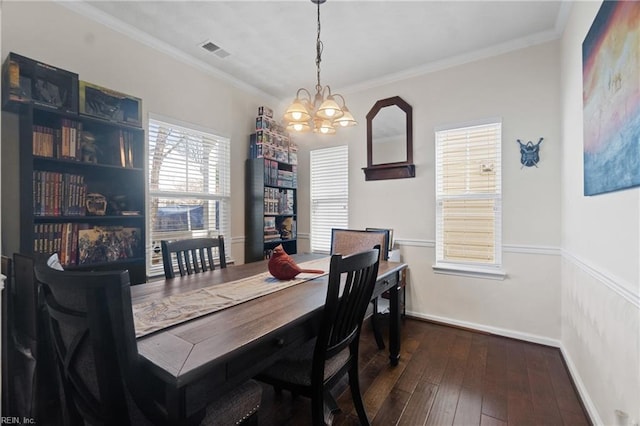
[[161, 236, 226, 279], [316, 246, 380, 364]]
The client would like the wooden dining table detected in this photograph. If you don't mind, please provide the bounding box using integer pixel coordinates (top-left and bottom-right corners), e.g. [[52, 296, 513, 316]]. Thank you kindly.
[[131, 253, 407, 424]]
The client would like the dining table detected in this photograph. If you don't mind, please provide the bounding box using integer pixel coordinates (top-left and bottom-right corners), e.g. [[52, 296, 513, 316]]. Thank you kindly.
[[131, 253, 407, 424]]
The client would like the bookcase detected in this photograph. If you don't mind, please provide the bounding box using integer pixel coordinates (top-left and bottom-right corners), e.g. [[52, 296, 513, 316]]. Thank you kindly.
[[1, 53, 146, 284], [245, 107, 298, 263]]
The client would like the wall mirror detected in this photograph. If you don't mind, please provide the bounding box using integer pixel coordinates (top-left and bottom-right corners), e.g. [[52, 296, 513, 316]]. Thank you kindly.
[[363, 96, 415, 181]]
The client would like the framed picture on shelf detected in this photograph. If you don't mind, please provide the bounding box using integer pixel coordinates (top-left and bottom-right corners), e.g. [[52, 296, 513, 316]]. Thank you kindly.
[[78, 226, 141, 265]]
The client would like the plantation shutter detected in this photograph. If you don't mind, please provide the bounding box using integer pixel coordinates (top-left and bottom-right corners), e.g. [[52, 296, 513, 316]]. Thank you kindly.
[[147, 116, 231, 277], [310, 145, 349, 253], [435, 121, 502, 266]]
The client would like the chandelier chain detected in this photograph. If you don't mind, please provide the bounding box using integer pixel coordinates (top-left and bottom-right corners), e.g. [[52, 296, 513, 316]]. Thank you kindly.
[[315, 0, 323, 91]]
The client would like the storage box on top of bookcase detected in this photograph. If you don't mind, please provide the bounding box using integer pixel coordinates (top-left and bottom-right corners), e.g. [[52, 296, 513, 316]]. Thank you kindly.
[[79, 80, 142, 127], [258, 106, 273, 119], [2, 52, 79, 114]]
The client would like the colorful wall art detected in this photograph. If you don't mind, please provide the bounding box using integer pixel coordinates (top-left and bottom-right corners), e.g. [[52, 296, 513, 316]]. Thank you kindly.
[[582, 1, 640, 195]]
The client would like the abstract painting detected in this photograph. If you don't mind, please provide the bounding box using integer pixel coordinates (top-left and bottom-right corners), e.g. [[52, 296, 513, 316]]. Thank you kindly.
[[582, 1, 640, 195]]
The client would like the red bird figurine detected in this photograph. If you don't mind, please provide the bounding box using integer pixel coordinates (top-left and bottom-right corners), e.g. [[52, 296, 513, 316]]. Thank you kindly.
[[268, 245, 324, 280]]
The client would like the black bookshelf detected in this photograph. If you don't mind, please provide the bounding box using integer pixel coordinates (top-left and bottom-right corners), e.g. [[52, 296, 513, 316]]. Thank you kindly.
[[2, 53, 146, 283], [245, 157, 298, 262]]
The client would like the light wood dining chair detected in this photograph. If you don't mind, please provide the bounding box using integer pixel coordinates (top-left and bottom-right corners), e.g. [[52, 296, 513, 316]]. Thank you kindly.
[[161, 236, 227, 279], [34, 262, 262, 426], [257, 246, 381, 426]]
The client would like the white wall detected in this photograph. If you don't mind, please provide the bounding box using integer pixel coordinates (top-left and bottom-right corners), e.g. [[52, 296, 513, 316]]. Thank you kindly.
[[0, 0, 274, 263], [296, 41, 564, 344], [560, 2, 640, 424]]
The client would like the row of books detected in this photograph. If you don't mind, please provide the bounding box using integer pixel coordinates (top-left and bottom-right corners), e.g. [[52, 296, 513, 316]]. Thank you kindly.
[[33, 222, 80, 266], [118, 129, 136, 168], [33, 223, 141, 266], [32, 119, 82, 159], [33, 171, 87, 216], [264, 187, 294, 215], [263, 160, 297, 188]]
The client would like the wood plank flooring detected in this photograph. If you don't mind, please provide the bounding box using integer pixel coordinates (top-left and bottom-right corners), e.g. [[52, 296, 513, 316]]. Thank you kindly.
[[256, 318, 591, 426]]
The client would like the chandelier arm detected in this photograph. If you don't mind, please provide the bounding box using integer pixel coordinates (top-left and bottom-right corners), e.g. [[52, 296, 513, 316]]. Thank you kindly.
[[332, 93, 346, 107], [296, 87, 313, 102]]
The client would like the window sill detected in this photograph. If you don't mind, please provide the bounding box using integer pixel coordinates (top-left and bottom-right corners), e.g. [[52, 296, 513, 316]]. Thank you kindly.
[[432, 264, 506, 280]]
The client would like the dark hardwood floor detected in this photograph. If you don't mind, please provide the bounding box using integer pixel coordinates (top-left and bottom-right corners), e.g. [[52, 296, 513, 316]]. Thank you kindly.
[[257, 317, 591, 426]]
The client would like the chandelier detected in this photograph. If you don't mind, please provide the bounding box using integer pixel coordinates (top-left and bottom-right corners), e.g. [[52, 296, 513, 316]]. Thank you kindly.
[[284, 0, 357, 135]]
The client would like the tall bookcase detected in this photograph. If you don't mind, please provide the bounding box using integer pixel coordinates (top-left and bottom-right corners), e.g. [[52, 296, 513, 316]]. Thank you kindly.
[[1, 53, 146, 283], [245, 107, 298, 263]]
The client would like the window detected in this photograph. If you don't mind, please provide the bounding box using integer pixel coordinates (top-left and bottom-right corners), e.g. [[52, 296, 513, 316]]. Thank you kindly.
[[434, 120, 504, 279], [147, 115, 230, 277], [310, 145, 348, 253]]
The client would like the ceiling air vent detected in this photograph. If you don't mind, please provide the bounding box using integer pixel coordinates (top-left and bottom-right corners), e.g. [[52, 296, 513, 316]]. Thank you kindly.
[[201, 41, 220, 53], [200, 40, 230, 59]]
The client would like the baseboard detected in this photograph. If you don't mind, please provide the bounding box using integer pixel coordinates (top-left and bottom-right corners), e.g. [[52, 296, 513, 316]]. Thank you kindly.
[[559, 345, 603, 425], [406, 311, 561, 347]]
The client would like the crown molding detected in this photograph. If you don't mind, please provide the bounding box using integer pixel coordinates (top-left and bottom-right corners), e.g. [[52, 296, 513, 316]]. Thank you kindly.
[[340, 28, 562, 96], [56, 0, 278, 104]]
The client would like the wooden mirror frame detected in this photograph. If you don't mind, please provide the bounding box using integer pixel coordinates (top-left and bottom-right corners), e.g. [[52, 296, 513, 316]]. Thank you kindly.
[[363, 96, 415, 181]]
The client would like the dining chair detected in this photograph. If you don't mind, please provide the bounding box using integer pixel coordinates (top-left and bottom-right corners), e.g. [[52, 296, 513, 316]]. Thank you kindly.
[[257, 246, 381, 426], [34, 262, 262, 426], [4, 253, 59, 421], [1, 255, 13, 414], [161, 236, 227, 279], [330, 228, 389, 350]]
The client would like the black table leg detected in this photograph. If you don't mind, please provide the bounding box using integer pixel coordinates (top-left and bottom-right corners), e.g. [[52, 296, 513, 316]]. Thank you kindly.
[[388, 273, 401, 366], [370, 297, 385, 349]]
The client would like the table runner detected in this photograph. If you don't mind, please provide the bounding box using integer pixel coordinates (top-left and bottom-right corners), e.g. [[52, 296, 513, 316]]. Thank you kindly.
[[133, 258, 330, 337]]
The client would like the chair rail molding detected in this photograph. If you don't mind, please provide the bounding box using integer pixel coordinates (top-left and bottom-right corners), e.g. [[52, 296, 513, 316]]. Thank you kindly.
[[562, 249, 639, 308]]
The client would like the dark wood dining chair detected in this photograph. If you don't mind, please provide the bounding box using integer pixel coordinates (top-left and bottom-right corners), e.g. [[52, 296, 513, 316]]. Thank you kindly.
[[3, 253, 59, 422], [161, 236, 227, 279], [257, 246, 381, 426], [34, 262, 262, 426], [330, 228, 390, 350]]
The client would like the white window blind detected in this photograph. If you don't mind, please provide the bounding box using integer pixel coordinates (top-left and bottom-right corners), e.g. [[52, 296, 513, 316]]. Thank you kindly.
[[147, 116, 230, 278], [435, 120, 502, 269], [310, 145, 348, 253]]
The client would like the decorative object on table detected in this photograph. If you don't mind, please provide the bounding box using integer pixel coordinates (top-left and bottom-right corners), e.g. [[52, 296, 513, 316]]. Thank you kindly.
[[79, 80, 142, 127], [283, 0, 357, 134], [516, 137, 543, 168], [268, 244, 324, 280], [582, 0, 640, 195], [85, 193, 107, 216]]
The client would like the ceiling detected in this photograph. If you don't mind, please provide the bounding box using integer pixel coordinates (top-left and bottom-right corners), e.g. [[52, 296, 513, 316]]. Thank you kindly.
[[73, 1, 569, 101]]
